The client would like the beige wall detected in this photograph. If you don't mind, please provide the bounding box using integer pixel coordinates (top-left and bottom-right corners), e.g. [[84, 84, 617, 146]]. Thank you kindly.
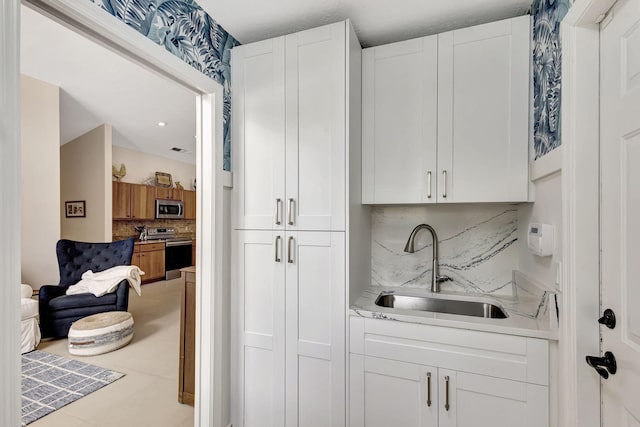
[[112, 145, 196, 189], [61, 124, 112, 242], [21, 75, 61, 289], [518, 172, 562, 288]]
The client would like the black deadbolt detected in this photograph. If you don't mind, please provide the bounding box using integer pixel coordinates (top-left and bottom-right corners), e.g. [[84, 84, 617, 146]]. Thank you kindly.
[[598, 309, 616, 329]]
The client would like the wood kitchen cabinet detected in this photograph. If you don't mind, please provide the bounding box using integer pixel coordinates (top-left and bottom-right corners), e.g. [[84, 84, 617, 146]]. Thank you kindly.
[[362, 15, 531, 204], [183, 190, 196, 220], [133, 242, 165, 283], [178, 266, 196, 405], [156, 187, 183, 201], [112, 182, 155, 220], [350, 318, 550, 427]]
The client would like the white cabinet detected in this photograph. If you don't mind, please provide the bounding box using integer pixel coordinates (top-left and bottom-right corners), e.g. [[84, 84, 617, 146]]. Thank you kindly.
[[350, 317, 549, 427], [362, 15, 531, 204], [233, 230, 345, 427], [362, 36, 438, 204], [232, 20, 364, 427], [437, 15, 530, 203], [233, 23, 346, 231]]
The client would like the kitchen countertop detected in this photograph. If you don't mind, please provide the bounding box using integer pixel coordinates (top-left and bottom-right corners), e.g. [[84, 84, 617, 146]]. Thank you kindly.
[[351, 284, 558, 340]]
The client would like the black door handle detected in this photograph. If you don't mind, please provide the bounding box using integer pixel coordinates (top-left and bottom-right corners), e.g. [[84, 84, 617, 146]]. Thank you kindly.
[[585, 351, 617, 379], [598, 309, 616, 329]]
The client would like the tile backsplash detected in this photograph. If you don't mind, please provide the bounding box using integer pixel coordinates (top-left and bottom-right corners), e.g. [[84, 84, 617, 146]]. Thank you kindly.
[[112, 219, 195, 241], [371, 205, 518, 295]]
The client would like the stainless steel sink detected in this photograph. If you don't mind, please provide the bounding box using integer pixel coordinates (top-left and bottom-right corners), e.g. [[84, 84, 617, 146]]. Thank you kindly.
[[374, 292, 508, 319]]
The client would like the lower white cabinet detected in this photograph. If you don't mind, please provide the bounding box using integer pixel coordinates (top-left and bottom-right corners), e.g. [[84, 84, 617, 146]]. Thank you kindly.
[[232, 230, 346, 427], [350, 317, 550, 427]]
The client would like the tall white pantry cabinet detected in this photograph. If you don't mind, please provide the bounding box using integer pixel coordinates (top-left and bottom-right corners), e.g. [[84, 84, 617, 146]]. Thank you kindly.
[[231, 20, 370, 427]]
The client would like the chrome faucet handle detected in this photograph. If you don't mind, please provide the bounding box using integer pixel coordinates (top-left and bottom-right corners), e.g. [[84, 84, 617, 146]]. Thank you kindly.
[[436, 275, 452, 283]]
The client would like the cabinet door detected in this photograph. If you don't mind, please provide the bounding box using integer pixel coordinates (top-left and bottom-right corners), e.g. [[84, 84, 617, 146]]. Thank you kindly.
[[232, 38, 286, 230], [131, 184, 155, 220], [285, 23, 345, 231], [350, 355, 438, 427], [156, 187, 182, 201], [112, 181, 131, 219], [437, 16, 530, 203], [362, 36, 438, 204], [285, 231, 345, 427], [233, 230, 285, 427], [438, 370, 548, 427], [183, 190, 196, 220]]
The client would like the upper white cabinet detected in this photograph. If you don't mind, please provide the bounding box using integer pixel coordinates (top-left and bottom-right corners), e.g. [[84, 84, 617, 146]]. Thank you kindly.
[[362, 36, 438, 204], [362, 15, 531, 204], [233, 24, 346, 231]]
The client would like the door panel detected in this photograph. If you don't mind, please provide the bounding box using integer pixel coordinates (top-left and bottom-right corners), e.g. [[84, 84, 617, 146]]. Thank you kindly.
[[285, 23, 345, 231], [232, 38, 286, 230], [234, 231, 285, 427], [285, 231, 345, 426], [601, 0, 640, 425]]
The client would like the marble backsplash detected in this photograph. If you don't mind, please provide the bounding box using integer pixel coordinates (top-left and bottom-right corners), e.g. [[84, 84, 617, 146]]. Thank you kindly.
[[112, 219, 196, 241], [372, 205, 519, 295]]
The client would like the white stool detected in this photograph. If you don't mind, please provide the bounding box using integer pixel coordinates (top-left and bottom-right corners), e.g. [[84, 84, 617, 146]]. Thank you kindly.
[[21, 284, 40, 354], [68, 311, 134, 356]]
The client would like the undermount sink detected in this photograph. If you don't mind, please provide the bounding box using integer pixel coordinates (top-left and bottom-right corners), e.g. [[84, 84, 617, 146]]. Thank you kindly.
[[374, 291, 508, 319]]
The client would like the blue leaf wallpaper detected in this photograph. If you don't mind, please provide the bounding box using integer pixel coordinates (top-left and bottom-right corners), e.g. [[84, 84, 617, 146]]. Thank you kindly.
[[89, 0, 240, 171], [531, 0, 572, 159]]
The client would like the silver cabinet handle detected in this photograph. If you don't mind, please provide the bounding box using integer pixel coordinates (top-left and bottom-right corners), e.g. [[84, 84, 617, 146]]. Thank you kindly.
[[287, 236, 294, 263], [427, 171, 432, 199], [287, 198, 294, 226], [275, 235, 282, 263], [442, 170, 448, 199], [444, 375, 450, 411], [426, 372, 432, 407], [275, 198, 282, 225]]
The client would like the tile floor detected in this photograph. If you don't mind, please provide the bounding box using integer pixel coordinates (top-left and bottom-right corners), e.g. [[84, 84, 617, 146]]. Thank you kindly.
[[30, 278, 195, 427]]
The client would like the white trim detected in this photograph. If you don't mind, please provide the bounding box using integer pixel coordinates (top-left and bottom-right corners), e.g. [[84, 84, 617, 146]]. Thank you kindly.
[[0, 0, 23, 426], [9, 2, 227, 426], [560, 0, 616, 426], [530, 146, 563, 181], [223, 171, 233, 188]]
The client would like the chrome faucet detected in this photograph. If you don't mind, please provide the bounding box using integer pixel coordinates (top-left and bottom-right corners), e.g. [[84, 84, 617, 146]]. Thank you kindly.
[[404, 224, 451, 293]]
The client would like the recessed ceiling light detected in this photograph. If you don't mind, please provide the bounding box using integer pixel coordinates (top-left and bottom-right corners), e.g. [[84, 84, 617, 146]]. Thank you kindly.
[[157, 121, 167, 127], [171, 147, 188, 153]]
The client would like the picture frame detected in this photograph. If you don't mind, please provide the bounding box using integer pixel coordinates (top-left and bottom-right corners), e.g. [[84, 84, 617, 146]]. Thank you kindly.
[[65, 201, 86, 218], [155, 171, 173, 188]]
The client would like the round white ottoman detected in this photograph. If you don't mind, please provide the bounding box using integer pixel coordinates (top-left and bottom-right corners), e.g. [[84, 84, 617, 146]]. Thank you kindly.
[[68, 312, 134, 356]]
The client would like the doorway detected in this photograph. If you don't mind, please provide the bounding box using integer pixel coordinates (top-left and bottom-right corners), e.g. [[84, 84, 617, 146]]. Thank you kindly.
[[0, 1, 227, 426]]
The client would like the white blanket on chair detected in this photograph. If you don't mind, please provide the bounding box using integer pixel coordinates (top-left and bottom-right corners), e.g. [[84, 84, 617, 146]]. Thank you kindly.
[[66, 265, 145, 297]]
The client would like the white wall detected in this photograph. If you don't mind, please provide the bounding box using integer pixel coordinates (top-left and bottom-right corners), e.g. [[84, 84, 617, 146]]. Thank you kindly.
[[21, 75, 60, 288], [60, 124, 112, 242], [112, 145, 196, 189], [517, 172, 562, 289]]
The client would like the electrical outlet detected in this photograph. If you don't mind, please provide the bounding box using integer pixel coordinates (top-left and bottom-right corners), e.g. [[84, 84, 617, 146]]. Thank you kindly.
[[555, 261, 562, 291]]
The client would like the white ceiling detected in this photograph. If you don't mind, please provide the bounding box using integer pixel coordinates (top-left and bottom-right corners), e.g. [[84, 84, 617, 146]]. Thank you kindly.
[[198, 0, 533, 47], [20, 6, 197, 165]]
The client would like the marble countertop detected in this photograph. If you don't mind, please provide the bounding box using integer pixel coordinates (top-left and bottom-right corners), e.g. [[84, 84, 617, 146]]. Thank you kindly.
[[351, 285, 558, 340]]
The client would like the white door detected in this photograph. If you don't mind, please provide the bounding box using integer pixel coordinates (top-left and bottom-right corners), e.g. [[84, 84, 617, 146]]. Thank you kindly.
[[350, 355, 438, 427], [437, 15, 530, 203], [361, 36, 438, 204], [438, 370, 548, 427], [233, 230, 286, 427], [232, 37, 286, 230], [600, 0, 640, 425], [285, 22, 346, 232], [285, 231, 345, 427]]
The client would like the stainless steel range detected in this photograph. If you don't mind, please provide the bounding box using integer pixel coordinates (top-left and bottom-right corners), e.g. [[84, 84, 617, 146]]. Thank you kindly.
[[146, 227, 193, 280]]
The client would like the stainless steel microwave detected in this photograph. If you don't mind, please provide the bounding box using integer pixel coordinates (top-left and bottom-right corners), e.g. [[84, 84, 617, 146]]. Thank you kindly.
[[155, 199, 184, 219]]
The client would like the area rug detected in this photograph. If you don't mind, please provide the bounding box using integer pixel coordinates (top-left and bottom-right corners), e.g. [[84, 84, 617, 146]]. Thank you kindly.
[[21, 350, 125, 426]]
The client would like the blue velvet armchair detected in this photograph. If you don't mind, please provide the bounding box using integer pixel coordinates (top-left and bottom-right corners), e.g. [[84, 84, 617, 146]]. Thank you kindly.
[[39, 238, 135, 339]]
